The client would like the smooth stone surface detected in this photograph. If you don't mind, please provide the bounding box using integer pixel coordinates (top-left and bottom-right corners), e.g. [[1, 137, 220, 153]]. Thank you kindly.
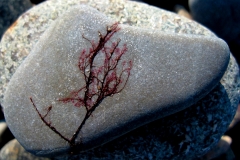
[[0, 0, 239, 159], [3, 5, 230, 156], [0, 139, 50, 160], [189, 0, 240, 45]]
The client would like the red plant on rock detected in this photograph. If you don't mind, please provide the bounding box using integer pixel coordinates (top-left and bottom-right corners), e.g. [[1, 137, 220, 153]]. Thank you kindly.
[[30, 22, 133, 153]]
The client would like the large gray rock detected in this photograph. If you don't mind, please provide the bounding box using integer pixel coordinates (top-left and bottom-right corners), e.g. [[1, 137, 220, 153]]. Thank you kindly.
[[3, 4, 230, 157], [0, 0, 239, 159]]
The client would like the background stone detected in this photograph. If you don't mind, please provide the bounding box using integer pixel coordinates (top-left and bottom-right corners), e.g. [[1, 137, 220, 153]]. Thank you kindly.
[[174, 4, 192, 19], [202, 135, 232, 160], [0, 122, 7, 148], [0, 139, 50, 160], [0, 121, 14, 149]]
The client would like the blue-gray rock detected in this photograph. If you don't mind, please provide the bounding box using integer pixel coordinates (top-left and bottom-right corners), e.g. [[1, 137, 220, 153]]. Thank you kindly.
[[2, 4, 230, 157]]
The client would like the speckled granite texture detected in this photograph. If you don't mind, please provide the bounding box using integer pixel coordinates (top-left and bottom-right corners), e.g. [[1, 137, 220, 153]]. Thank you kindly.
[[0, 0, 239, 159]]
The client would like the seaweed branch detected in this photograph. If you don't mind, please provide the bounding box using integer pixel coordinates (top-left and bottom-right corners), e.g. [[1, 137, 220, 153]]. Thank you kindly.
[[30, 22, 133, 153]]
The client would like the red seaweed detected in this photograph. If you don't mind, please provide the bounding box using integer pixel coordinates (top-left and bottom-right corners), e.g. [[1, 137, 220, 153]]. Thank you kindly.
[[30, 22, 133, 154]]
